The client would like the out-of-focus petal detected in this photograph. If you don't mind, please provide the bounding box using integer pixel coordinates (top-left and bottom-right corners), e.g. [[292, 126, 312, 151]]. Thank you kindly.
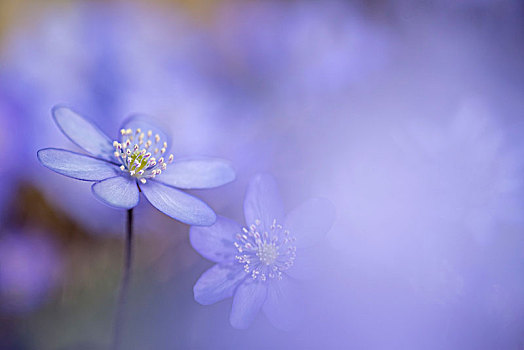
[[190, 216, 241, 263], [230, 279, 267, 329], [243, 173, 284, 231], [194, 264, 246, 305], [263, 277, 304, 331], [286, 246, 323, 280], [37, 148, 119, 181], [91, 176, 139, 209], [119, 114, 171, 152], [140, 181, 216, 225], [156, 157, 235, 189], [52, 105, 114, 160], [285, 197, 335, 248]]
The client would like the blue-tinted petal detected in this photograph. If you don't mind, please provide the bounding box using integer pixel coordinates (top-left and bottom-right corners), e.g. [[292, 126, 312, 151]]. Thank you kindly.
[[140, 181, 216, 225], [193, 264, 246, 305], [37, 148, 119, 181], [190, 216, 241, 263], [263, 278, 304, 331], [286, 247, 322, 280], [157, 157, 235, 189], [52, 105, 114, 160], [119, 114, 171, 152], [243, 173, 284, 232], [91, 176, 139, 209], [284, 197, 335, 249], [230, 279, 267, 329]]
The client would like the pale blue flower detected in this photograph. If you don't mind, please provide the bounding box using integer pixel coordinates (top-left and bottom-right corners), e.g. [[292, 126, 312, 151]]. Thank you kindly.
[[1, 1, 222, 233], [37, 106, 235, 225], [191, 174, 335, 329]]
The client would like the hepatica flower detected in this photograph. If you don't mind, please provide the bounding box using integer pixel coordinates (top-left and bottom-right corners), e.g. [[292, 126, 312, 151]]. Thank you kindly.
[[37, 106, 235, 225], [191, 174, 335, 329]]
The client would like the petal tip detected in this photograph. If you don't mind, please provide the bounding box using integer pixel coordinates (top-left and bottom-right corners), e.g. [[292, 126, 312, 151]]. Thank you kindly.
[[36, 148, 119, 181], [193, 284, 208, 306], [36, 148, 51, 170], [223, 162, 237, 184], [51, 104, 76, 126], [36, 148, 47, 162], [193, 284, 218, 306], [36, 148, 53, 168], [51, 103, 71, 116], [193, 264, 245, 306], [229, 319, 250, 330], [198, 210, 217, 227], [50, 105, 113, 159], [91, 178, 140, 209]]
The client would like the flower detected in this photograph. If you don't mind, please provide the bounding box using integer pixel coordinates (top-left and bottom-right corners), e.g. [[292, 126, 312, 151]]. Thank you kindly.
[[190, 174, 335, 329], [37, 106, 235, 225], [1, 1, 223, 232]]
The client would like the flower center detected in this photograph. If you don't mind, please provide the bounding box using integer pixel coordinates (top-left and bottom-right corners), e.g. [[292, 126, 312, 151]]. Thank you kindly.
[[113, 128, 174, 184], [258, 242, 278, 265], [234, 219, 296, 282]]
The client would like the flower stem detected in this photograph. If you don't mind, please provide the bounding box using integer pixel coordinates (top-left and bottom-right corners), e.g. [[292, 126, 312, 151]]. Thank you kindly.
[[112, 208, 134, 350]]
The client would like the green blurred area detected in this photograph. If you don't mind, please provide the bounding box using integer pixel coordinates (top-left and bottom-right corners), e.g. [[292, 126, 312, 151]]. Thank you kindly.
[[0, 0, 221, 44]]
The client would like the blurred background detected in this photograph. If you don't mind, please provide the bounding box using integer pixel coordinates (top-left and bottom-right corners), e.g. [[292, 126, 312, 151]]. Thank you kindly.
[[1, 0, 524, 349]]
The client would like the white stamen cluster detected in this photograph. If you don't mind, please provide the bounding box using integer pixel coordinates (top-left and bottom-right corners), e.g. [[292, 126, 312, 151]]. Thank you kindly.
[[113, 128, 174, 184], [234, 219, 296, 282]]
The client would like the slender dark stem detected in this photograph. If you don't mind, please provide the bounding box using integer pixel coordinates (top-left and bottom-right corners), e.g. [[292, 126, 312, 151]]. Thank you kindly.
[[112, 208, 134, 350]]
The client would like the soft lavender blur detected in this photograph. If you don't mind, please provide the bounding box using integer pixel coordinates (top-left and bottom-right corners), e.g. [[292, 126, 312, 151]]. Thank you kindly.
[[1, 0, 524, 349], [0, 232, 62, 314]]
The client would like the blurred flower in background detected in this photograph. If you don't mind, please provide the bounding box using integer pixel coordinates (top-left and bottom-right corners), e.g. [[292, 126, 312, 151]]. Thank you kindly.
[[396, 98, 523, 242], [212, 0, 391, 108], [191, 174, 334, 330], [0, 231, 62, 314], [325, 97, 524, 254]]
